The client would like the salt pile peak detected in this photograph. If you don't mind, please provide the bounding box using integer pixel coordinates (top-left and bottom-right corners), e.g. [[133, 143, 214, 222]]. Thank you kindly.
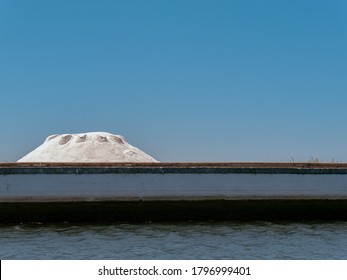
[[18, 132, 158, 162]]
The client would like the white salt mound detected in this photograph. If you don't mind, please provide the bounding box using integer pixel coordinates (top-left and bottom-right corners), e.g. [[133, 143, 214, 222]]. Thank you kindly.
[[18, 132, 158, 162]]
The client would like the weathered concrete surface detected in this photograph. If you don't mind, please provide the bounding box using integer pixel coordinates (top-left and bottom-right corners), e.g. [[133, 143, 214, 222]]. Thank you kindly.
[[1, 162, 347, 202], [1, 162, 347, 222], [1, 172, 347, 202]]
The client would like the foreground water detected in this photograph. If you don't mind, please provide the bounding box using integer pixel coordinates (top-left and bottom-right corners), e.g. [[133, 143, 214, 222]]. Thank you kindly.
[[1, 222, 347, 259]]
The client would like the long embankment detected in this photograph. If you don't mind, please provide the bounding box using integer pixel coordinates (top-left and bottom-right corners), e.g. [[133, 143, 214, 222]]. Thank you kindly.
[[1, 162, 347, 222]]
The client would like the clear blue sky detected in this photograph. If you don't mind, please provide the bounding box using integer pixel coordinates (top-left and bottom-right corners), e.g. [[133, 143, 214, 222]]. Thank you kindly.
[[1, 0, 346, 162]]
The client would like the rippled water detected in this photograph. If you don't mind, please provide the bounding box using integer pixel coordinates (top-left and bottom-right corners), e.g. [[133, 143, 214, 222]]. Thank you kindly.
[[1, 222, 347, 259]]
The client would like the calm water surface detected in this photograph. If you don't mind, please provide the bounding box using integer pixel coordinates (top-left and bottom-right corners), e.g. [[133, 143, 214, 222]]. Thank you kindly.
[[1, 222, 347, 259]]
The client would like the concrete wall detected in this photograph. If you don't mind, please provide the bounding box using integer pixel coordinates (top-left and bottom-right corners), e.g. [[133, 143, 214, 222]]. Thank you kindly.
[[2, 165, 347, 222], [1, 170, 347, 202]]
